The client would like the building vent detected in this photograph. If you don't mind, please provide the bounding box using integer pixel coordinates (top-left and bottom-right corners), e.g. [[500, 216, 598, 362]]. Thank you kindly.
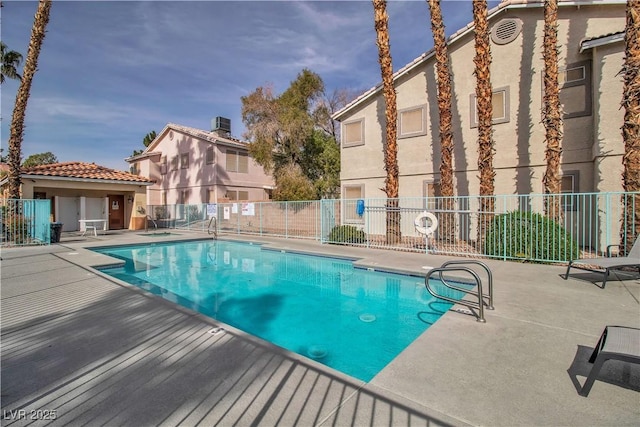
[[212, 116, 231, 134], [490, 18, 522, 45]]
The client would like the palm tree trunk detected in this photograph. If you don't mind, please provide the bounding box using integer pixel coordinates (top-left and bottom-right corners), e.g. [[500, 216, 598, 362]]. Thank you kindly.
[[373, 0, 401, 244], [542, 0, 564, 224], [621, 0, 640, 254], [427, 0, 455, 243], [7, 0, 52, 200], [473, 0, 495, 245]]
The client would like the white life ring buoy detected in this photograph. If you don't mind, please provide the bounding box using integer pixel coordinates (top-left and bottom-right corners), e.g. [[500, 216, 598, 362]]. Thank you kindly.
[[414, 211, 438, 236]]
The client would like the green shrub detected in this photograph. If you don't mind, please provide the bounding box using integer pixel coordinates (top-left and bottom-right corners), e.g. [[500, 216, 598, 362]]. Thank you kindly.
[[328, 225, 366, 244], [484, 210, 579, 262], [3, 214, 32, 244]]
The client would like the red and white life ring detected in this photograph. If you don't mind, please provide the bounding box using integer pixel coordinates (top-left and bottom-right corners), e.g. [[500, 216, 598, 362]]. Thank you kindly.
[[414, 211, 438, 236]]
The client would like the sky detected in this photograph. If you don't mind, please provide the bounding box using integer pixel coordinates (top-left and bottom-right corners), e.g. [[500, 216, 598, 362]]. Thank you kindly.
[[1, 0, 499, 171]]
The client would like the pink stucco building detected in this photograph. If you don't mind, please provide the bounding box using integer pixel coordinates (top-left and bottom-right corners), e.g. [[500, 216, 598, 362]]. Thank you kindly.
[[126, 119, 275, 207]]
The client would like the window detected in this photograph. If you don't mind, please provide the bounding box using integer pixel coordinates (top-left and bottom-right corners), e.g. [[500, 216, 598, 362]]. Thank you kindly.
[[171, 156, 179, 171], [561, 171, 579, 211], [160, 156, 167, 175], [206, 146, 215, 164], [226, 149, 248, 173], [423, 180, 442, 211], [470, 86, 510, 127], [180, 153, 189, 169], [559, 60, 592, 118], [343, 185, 364, 222], [399, 105, 426, 138], [225, 190, 249, 201], [342, 119, 364, 147], [179, 190, 189, 205]]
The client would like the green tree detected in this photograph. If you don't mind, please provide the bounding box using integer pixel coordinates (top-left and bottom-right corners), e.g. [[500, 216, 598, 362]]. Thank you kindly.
[[1, 41, 23, 84], [241, 69, 341, 200], [22, 151, 57, 167], [132, 130, 156, 156], [7, 0, 52, 199]]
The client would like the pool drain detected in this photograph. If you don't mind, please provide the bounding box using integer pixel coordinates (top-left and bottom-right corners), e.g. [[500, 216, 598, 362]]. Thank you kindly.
[[359, 313, 376, 323], [308, 345, 328, 359]]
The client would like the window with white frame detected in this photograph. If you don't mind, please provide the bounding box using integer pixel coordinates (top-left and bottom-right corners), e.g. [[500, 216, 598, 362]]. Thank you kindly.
[[226, 190, 249, 201], [399, 105, 426, 138], [160, 156, 167, 175], [470, 86, 510, 127], [560, 171, 579, 211], [423, 180, 442, 211], [343, 185, 364, 222], [226, 149, 248, 173], [342, 119, 364, 147], [180, 153, 189, 169], [558, 60, 592, 118], [179, 190, 189, 205], [206, 146, 215, 164]]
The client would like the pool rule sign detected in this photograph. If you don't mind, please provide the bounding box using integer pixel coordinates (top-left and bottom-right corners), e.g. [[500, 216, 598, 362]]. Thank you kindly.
[[207, 203, 218, 218]]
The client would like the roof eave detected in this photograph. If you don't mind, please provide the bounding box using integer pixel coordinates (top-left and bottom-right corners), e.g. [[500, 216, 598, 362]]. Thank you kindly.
[[21, 174, 154, 186]]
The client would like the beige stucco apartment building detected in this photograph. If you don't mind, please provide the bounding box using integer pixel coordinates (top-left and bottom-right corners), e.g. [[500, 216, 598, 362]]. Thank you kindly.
[[126, 119, 275, 207], [333, 0, 626, 202]]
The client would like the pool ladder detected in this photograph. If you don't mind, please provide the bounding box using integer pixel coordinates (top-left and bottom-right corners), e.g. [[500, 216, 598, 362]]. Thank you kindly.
[[208, 216, 218, 240], [424, 260, 494, 323], [145, 215, 158, 232]]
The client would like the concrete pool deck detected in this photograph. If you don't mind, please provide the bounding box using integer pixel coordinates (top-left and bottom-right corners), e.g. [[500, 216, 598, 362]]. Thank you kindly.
[[1, 230, 639, 426]]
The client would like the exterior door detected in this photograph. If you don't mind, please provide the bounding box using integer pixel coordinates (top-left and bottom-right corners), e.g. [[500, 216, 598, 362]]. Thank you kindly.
[[108, 195, 125, 229]]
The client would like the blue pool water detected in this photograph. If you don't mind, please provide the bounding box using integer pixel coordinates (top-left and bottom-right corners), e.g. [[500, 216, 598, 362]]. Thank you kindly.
[[94, 240, 455, 382]]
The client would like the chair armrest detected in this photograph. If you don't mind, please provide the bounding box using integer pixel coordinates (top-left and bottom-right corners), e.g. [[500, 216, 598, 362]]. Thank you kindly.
[[606, 244, 620, 257]]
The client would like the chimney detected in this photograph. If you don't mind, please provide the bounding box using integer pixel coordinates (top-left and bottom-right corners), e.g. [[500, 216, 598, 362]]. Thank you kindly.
[[211, 116, 231, 137]]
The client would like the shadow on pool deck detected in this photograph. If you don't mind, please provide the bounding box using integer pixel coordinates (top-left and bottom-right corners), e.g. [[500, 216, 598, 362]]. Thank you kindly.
[[1, 231, 639, 426]]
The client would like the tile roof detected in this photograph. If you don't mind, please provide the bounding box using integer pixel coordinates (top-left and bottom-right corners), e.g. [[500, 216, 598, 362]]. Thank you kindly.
[[22, 161, 153, 183]]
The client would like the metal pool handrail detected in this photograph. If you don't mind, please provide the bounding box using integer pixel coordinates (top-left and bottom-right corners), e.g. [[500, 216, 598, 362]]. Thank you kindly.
[[208, 216, 217, 239], [424, 261, 494, 323], [145, 215, 158, 232], [440, 260, 494, 310]]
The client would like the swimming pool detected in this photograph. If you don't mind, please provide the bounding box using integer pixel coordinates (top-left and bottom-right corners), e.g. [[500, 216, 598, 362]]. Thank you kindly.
[[94, 240, 456, 382]]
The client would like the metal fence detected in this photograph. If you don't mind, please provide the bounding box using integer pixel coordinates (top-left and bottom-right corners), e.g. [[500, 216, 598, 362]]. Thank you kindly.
[[0, 199, 51, 247], [148, 191, 639, 263]]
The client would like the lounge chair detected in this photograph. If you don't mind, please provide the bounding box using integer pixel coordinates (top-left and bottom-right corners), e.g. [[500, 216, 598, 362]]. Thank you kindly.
[[564, 238, 640, 288], [580, 325, 640, 396]]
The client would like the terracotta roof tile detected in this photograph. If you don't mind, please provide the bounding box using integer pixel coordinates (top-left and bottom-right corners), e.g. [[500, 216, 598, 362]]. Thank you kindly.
[[22, 161, 153, 183]]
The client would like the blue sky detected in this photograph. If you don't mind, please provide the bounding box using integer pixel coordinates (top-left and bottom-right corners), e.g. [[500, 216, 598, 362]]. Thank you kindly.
[[1, 1, 498, 171]]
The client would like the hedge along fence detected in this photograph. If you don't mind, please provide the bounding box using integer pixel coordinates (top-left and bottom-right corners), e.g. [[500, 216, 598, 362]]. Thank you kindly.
[[484, 210, 580, 262]]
